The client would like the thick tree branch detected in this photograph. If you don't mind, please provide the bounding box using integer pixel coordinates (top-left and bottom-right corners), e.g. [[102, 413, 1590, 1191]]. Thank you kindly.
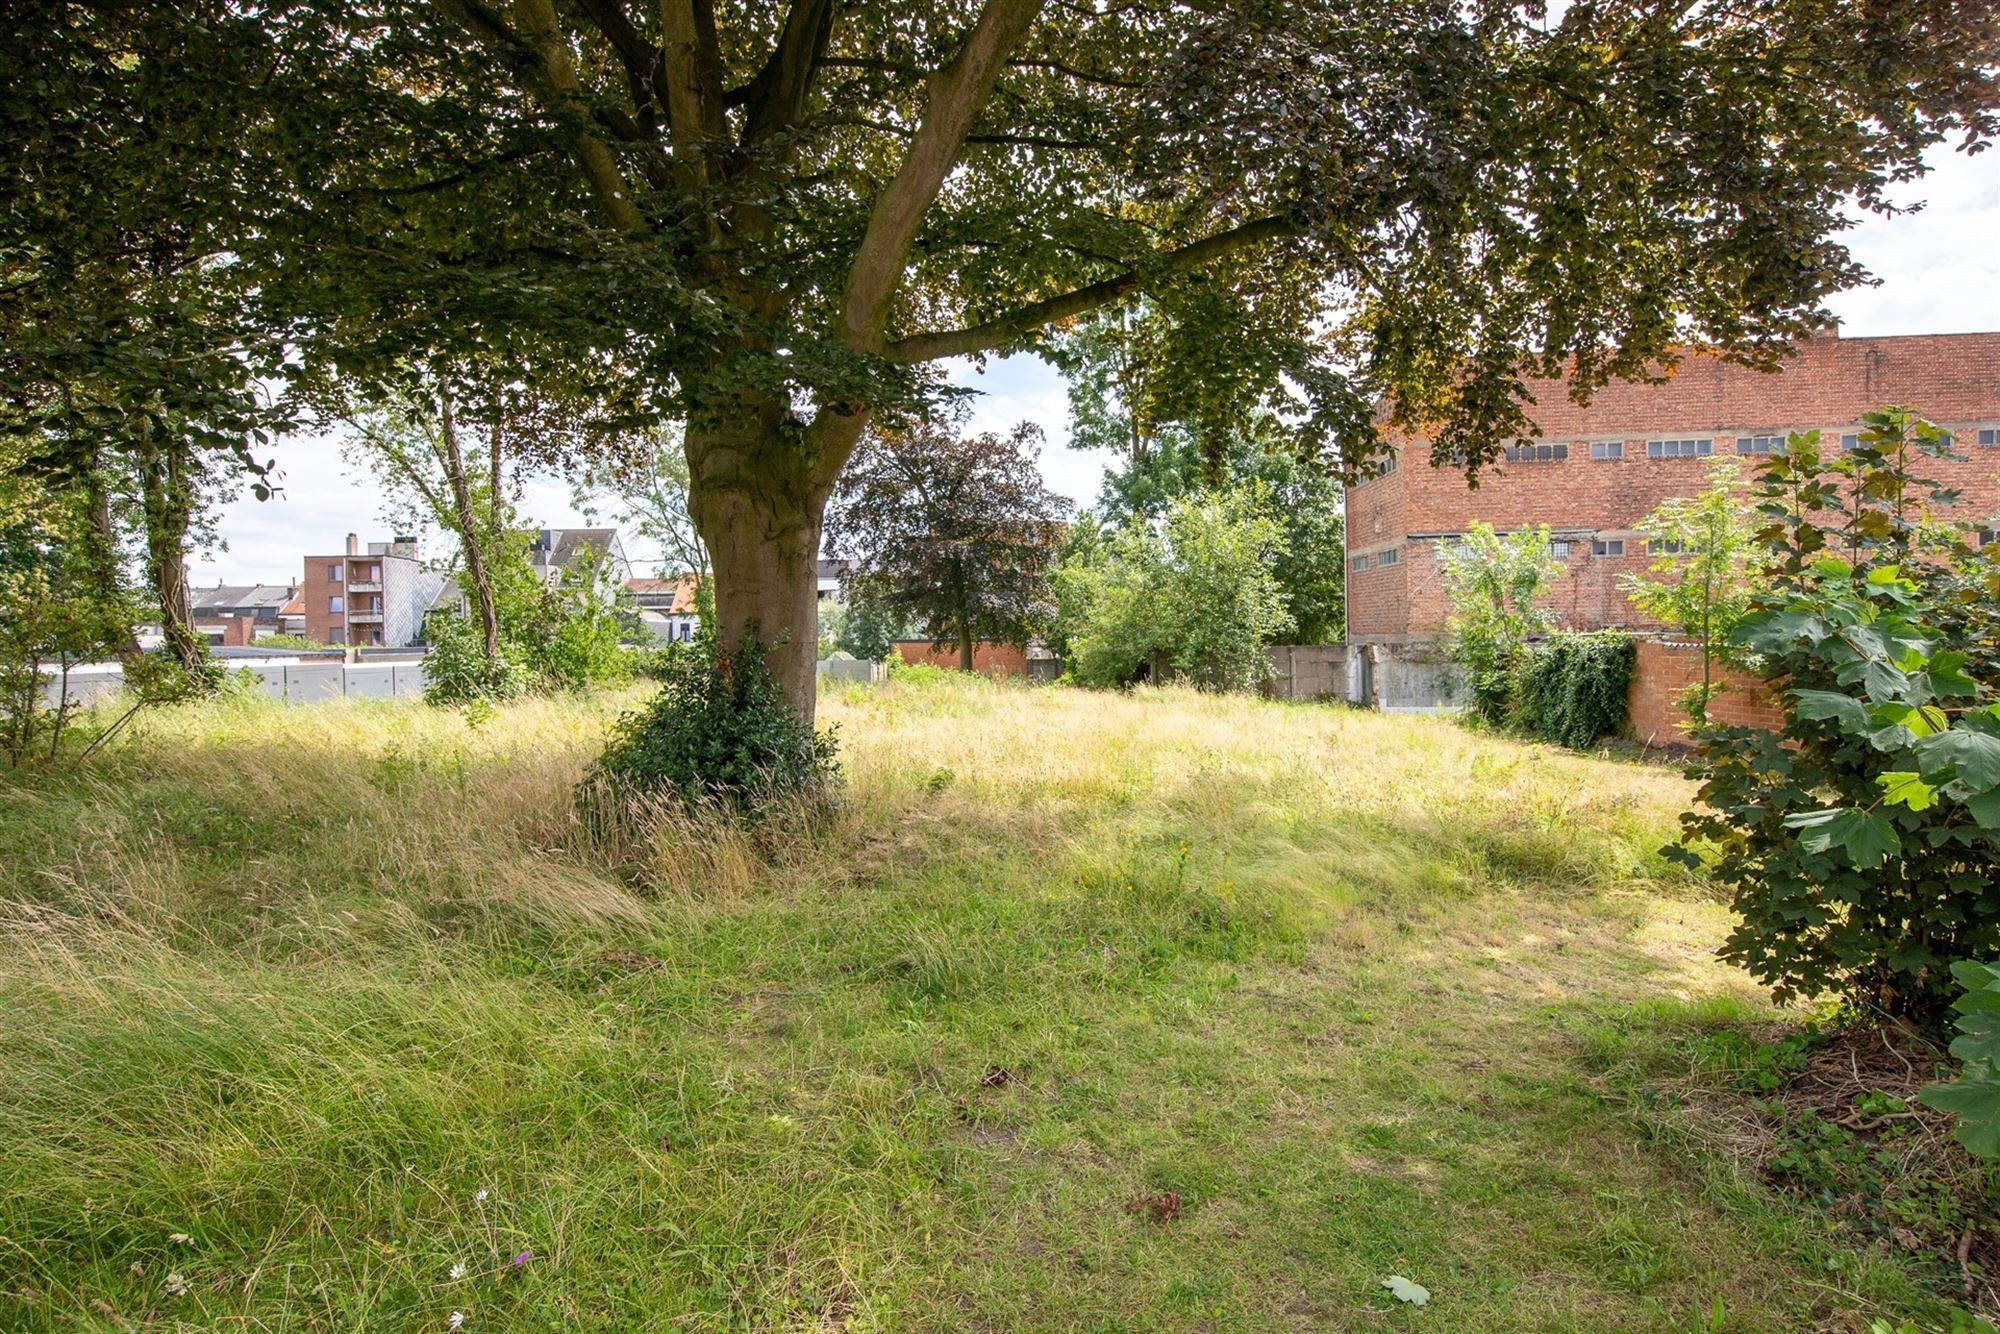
[[575, 0, 668, 135], [884, 215, 1296, 363], [438, 0, 647, 231], [659, 0, 728, 161], [835, 0, 1046, 352], [738, 0, 836, 146]]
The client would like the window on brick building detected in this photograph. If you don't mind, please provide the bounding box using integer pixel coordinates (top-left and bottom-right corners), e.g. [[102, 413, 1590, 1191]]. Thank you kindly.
[[1373, 453, 1399, 477], [328, 596, 343, 613], [1548, 540, 1572, 558], [1647, 538, 1686, 555], [1840, 433, 1859, 450], [1351, 554, 1371, 572], [1505, 442, 1568, 463], [1378, 547, 1399, 566], [1735, 434, 1786, 455], [328, 627, 345, 645], [327, 563, 343, 581], [1978, 428, 2000, 447], [1591, 538, 1625, 556], [1589, 441, 1624, 460], [1647, 438, 1712, 458], [1977, 529, 1997, 549]]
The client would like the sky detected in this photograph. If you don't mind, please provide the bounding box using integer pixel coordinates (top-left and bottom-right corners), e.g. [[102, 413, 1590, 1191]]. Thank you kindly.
[[190, 143, 2000, 587]]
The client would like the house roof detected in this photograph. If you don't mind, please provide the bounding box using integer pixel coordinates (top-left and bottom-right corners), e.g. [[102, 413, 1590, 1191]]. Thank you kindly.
[[625, 574, 701, 614], [526, 528, 624, 569], [190, 583, 294, 615]]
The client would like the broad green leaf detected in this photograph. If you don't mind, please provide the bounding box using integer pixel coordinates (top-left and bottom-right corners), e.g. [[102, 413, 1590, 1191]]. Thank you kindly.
[[1967, 789, 2000, 829], [1381, 1277, 1430, 1306], [1919, 1071, 2000, 1159], [1865, 564, 1902, 585], [1785, 807, 1902, 868], [1928, 650, 1978, 697], [1914, 730, 2000, 793], [1877, 772, 1938, 811], [1792, 689, 1869, 731]]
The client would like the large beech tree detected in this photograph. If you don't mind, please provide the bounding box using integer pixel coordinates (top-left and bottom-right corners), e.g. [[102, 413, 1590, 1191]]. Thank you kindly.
[[9, 1, 1998, 719]]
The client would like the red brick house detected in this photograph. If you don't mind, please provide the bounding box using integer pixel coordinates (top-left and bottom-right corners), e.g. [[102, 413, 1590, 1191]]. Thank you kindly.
[[1346, 330, 2000, 646]]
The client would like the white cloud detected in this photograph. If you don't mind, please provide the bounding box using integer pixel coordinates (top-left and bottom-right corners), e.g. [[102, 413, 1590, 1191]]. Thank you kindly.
[[192, 145, 1997, 583]]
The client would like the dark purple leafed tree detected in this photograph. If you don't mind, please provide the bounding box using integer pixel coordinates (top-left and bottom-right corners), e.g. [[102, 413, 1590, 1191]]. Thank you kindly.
[[826, 420, 1068, 672]]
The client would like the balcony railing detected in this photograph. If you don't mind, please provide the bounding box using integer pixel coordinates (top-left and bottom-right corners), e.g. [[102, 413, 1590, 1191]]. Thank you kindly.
[[346, 580, 382, 593], [347, 610, 385, 623]]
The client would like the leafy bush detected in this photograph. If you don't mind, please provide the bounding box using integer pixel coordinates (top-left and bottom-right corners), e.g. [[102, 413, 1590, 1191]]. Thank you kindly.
[[421, 609, 529, 705], [591, 634, 838, 811], [251, 632, 332, 650], [1056, 484, 1292, 691], [1438, 522, 1561, 726], [1919, 960, 2000, 1158], [1514, 632, 1635, 748], [1672, 412, 2000, 1020]]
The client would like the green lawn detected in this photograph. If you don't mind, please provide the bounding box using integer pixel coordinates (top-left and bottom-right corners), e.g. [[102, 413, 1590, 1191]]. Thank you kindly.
[[0, 674, 1961, 1329]]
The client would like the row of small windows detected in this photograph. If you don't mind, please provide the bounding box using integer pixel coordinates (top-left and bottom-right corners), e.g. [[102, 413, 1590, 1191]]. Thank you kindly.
[[1358, 525, 1994, 570], [1649, 437, 1713, 458], [1350, 546, 1402, 572], [1497, 428, 2000, 462]]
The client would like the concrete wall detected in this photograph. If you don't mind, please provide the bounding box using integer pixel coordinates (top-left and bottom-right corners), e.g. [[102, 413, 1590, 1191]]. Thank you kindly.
[[1265, 645, 1348, 701], [1337, 641, 1466, 712], [1627, 639, 1782, 746], [38, 660, 429, 708]]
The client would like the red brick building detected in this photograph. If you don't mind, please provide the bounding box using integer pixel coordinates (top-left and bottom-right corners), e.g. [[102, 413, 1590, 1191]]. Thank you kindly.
[[1346, 330, 2000, 645], [302, 534, 445, 648]]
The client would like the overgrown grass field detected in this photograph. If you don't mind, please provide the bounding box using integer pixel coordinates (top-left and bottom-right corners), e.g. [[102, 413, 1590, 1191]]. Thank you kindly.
[[0, 674, 1963, 1329]]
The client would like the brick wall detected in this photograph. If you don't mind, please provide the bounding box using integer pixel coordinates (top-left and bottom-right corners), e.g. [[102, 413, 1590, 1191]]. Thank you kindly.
[[892, 640, 1029, 677], [1627, 639, 1784, 745], [1349, 330, 2000, 640]]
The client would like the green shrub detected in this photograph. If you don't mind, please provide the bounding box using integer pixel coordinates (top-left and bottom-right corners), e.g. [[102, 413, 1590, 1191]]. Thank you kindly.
[[1055, 484, 1292, 692], [1438, 523, 1561, 727], [591, 634, 838, 811], [1919, 960, 2000, 1158], [1514, 632, 1635, 748], [421, 610, 529, 705], [1672, 411, 2000, 1020]]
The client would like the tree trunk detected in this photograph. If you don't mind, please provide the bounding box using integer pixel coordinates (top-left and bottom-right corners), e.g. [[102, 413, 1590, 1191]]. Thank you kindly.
[[687, 406, 831, 722], [137, 433, 206, 680], [437, 390, 502, 667], [958, 622, 975, 673]]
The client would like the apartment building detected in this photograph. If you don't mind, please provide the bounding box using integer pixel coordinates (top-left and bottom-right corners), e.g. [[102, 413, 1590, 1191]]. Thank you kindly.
[[1346, 330, 2000, 645], [301, 534, 446, 647]]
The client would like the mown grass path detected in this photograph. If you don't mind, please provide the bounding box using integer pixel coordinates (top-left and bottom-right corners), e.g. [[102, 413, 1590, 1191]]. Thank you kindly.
[[0, 677, 1951, 1329]]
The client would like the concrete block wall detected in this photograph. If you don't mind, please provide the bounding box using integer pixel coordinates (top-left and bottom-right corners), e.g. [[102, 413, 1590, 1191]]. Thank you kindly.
[[1265, 645, 1348, 701]]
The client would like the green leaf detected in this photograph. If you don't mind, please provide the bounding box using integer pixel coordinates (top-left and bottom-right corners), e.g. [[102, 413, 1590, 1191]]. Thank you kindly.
[[1865, 564, 1902, 585], [1927, 650, 1979, 697], [1785, 807, 1903, 868], [1919, 1070, 2000, 1159], [1792, 689, 1869, 731], [1381, 1276, 1430, 1306], [1966, 789, 2000, 829], [1877, 771, 1938, 811], [1914, 730, 2000, 793]]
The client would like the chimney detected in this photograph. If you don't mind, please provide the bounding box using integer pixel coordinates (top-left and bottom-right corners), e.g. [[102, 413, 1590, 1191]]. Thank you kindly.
[[346, 533, 359, 556]]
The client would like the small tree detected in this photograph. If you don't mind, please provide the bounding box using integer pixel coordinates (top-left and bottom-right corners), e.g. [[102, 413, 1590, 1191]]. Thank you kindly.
[[1439, 523, 1562, 726], [826, 419, 1068, 672], [1673, 409, 2000, 1020], [1622, 457, 1765, 720], [1058, 485, 1293, 691]]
